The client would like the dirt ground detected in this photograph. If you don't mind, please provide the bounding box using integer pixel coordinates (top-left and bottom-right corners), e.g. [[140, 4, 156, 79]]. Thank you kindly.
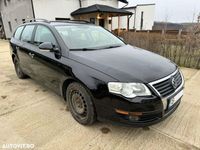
[[0, 40, 200, 150]]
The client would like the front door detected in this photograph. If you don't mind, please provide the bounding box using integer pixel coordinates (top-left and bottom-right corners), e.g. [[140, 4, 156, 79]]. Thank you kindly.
[[99, 19, 105, 28], [30, 25, 63, 94]]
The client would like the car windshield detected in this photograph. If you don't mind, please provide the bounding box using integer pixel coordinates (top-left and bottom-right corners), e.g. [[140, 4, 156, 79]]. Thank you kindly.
[[55, 25, 125, 50]]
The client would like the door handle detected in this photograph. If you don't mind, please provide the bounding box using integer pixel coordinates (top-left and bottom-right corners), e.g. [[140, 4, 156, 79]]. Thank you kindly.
[[16, 46, 19, 50], [28, 52, 35, 58]]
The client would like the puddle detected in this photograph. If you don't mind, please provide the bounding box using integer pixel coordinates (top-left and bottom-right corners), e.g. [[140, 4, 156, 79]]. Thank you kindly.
[[42, 89, 47, 92], [1, 95, 7, 99], [11, 104, 16, 107], [60, 108, 65, 111], [100, 127, 111, 134], [65, 106, 69, 111], [142, 127, 150, 131], [35, 89, 39, 92], [4, 107, 8, 110]]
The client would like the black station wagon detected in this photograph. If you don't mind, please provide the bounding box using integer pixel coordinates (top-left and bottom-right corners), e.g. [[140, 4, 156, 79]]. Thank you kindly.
[[10, 19, 184, 126]]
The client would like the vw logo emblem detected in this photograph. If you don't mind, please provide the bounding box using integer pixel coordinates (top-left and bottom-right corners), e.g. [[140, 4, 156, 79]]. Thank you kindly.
[[171, 77, 178, 89]]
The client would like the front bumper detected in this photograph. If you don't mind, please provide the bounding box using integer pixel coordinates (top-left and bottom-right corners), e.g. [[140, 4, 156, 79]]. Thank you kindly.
[[94, 87, 183, 127]]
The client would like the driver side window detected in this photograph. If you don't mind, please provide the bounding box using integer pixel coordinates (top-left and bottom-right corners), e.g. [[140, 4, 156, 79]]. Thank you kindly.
[[34, 25, 57, 46]]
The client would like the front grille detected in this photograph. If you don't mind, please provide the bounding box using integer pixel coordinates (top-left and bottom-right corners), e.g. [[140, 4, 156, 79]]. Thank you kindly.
[[151, 71, 182, 98]]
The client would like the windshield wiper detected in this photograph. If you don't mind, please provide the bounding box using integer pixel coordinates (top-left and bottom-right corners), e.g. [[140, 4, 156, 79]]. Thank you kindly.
[[69, 48, 98, 51], [102, 45, 123, 49], [70, 45, 123, 51]]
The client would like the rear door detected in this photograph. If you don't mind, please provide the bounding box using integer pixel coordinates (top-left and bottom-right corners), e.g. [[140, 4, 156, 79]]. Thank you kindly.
[[10, 26, 24, 61], [17, 25, 36, 76]]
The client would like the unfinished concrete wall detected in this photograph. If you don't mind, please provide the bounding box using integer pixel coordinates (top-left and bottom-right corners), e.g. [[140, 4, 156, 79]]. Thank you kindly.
[[0, 0, 34, 38]]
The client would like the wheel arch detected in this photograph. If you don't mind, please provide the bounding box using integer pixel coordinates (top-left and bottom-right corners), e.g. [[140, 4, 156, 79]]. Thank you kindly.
[[61, 77, 97, 102], [62, 77, 92, 99], [62, 78, 77, 100]]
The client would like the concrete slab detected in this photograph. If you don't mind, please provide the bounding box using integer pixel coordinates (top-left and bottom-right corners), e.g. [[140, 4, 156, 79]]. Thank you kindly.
[[0, 40, 199, 150]]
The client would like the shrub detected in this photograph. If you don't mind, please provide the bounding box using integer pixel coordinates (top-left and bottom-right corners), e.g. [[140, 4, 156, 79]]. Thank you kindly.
[[120, 26, 200, 69]]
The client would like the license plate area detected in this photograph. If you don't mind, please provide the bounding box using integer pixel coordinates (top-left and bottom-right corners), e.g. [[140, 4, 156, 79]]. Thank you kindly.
[[168, 90, 183, 108]]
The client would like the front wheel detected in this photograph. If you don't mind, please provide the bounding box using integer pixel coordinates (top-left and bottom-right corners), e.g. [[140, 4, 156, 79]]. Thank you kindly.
[[14, 57, 27, 79], [66, 82, 96, 125]]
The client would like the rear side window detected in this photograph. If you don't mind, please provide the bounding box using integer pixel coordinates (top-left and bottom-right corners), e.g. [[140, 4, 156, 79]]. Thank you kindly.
[[14, 26, 24, 40], [21, 25, 35, 43], [34, 25, 57, 46]]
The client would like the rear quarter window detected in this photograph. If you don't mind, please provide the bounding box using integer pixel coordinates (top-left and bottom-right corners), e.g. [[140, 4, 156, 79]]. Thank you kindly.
[[21, 25, 35, 43], [14, 26, 24, 40]]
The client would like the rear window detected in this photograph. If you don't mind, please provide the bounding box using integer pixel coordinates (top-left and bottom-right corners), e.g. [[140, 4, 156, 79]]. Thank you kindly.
[[14, 26, 24, 40], [21, 25, 35, 43]]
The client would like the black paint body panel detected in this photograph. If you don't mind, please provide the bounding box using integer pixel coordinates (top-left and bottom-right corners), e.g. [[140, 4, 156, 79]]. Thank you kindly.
[[10, 22, 181, 126]]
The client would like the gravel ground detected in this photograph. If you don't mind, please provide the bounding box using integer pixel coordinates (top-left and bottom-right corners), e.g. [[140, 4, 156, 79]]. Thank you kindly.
[[0, 40, 200, 150]]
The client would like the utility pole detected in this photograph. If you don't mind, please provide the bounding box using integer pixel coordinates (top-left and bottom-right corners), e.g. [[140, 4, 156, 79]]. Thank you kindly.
[[197, 13, 200, 23], [79, 0, 82, 8]]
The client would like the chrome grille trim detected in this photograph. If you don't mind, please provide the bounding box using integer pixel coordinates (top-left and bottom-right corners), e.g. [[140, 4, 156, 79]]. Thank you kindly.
[[148, 69, 184, 99]]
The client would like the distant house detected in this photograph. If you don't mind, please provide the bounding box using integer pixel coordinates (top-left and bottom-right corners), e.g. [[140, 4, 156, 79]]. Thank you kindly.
[[153, 22, 183, 30], [153, 21, 200, 33], [0, 0, 155, 38]]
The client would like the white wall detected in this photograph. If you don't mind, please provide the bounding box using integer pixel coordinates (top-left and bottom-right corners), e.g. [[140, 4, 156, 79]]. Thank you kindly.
[[32, 0, 119, 21], [32, 0, 80, 20], [32, 1, 154, 31], [135, 4, 155, 30], [117, 7, 136, 30], [81, 0, 118, 8], [111, 7, 135, 31], [112, 4, 155, 31]]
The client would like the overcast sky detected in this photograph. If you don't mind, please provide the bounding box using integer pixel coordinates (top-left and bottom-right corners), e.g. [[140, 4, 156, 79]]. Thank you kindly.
[[120, 0, 200, 23]]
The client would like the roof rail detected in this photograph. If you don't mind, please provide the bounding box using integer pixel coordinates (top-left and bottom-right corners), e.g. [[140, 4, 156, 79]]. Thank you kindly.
[[23, 18, 91, 24], [23, 18, 49, 23], [50, 19, 91, 24]]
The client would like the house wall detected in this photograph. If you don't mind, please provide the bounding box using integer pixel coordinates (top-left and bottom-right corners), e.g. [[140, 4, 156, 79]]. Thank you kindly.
[[135, 4, 155, 30], [0, 0, 34, 38], [74, 13, 111, 29], [81, 0, 118, 8], [74, 13, 98, 24], [0, 0, 155, 39], [111, 4, 155, 31], [32, 0, 80, 20], [32, 0, 118, 21], [112, 7, 135, 30], [120, 8, 135, 29]]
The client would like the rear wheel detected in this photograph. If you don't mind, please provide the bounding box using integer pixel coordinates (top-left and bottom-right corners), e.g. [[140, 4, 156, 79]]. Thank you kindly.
[[66, 82, 96, 125], [14, 57, 27, 79]]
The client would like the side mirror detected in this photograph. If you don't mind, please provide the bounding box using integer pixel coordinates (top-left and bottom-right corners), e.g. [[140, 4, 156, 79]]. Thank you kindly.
[[39, 42, 53, 51]]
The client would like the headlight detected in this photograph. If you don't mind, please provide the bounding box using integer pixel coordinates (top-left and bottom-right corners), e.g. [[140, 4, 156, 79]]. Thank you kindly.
[[108, 82, 151, 98]]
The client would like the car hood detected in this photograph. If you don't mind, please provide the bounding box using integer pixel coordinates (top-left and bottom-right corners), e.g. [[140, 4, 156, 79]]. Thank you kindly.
[[69, 45, 177, 83]]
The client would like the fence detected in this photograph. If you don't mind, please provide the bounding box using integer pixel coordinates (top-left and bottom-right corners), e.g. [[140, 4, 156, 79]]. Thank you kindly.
[[119, 29, 200, 69]]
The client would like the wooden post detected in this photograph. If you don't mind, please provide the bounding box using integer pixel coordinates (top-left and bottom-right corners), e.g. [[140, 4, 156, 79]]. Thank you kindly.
[[118, 15, 120, 36], [127, 15, 129, 31], [111, 17, 113, 31], [178, 29, 182, 39]]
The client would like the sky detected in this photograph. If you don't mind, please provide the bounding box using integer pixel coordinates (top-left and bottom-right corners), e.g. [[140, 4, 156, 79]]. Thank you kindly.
[[119, 0, 200, 23]]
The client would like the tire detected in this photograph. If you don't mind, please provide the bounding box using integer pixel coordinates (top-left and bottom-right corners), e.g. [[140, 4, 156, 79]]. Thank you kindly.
[[14, 57, 27, 79], [66, 82, 96, 125]]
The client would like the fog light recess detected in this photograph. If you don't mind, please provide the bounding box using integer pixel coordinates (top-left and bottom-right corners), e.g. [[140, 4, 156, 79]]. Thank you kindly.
[[129, 115, 139, 121]]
